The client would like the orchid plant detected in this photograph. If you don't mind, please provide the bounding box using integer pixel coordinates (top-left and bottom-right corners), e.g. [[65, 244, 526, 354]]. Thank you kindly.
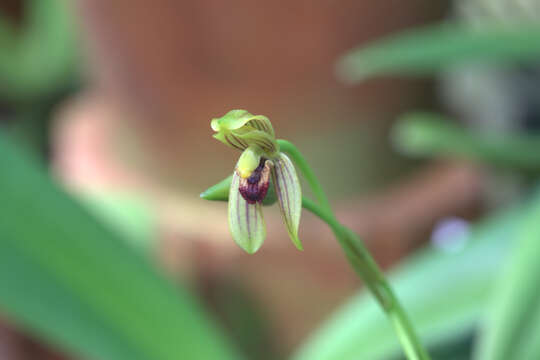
[[201, 109, 431, 360], [209, 110, 302, 253]]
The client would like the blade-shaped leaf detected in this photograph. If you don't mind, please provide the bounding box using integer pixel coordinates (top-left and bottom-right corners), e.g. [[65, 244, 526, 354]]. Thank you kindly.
[[0, 0, 79, 102], [0, 135, 241, 360], [392, 112, 540, 172], [272, 153, 302, 250], [337, 22, 540, 83], [474, 191, 540, 360], [292, 204, 522, 360], [229, 171, 266, 253]]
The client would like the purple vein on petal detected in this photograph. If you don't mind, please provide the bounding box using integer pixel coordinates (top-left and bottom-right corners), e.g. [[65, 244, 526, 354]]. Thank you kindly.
[[236, 177, 242, 232], [245, 200, 251, 241], [281, 168, 293, 227], [273, 168, 284, 204], [229, 169, 267, 253], [232, 134, 248, 149], [226, 134, 243, 150], [279, 154, 301, 239], [275, 159, 292, 229], [250, 120, 263, 131], [254, 204, 259, 238], [282, 157, 297, 201]]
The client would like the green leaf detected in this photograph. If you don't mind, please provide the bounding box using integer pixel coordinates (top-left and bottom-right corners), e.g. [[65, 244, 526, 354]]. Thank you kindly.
[[0, 0, 79, 103], [78, 191, 154, 250], [392, 112, 540, 172], [292, 205, 522, 360], [474, 190, 540, 360], [0, 135, 241, 360], [337, 22, 540, 83], [228, 170, 266, 254]]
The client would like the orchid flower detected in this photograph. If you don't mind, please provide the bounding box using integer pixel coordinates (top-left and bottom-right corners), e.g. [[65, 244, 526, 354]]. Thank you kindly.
[[207, 109, 302, 254], [200, 110, 430, 359]]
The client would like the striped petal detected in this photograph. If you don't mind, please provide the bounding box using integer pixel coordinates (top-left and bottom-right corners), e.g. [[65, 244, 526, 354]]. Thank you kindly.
[[211, 110, 274, 137], [229, 170, 266, 254], [271, 153, 303, 250], [213, 131, 249, 151], [211, 110, 278, 155], [235, 130, 278, 154]]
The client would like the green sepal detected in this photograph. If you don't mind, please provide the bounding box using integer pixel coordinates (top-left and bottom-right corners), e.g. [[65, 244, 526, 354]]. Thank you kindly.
[[211, 110, 274, 137], [235, 130, 278, 155], [271, 153, 303, 250], [200, 175, 232, 201], [211, 109, 278, 155], [228, 171, 266, 254]]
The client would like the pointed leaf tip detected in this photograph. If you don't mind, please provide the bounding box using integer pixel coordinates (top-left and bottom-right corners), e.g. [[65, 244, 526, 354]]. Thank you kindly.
[[229, 171, 266, 253], [272, 153, 303, 250], [200, 175, 232, 201]]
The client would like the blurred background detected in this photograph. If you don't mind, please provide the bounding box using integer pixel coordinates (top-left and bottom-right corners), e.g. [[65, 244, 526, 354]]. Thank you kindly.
[[2, 0, 540, 359]]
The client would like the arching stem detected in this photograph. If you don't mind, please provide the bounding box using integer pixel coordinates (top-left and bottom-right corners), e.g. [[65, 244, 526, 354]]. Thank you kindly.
[[279, 139, 430, 360]]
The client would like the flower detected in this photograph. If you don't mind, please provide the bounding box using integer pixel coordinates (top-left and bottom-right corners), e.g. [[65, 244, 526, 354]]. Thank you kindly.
[[209, 109, 302, 254]]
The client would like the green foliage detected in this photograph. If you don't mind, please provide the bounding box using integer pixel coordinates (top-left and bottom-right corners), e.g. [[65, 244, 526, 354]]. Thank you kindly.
[[0, 135, 241, 360], [0, 0, 79, 103], [78, 191, 155, 250], [475, 190, 540, 360], [337, 22, 540, 82], [319, 13, 540, 359], [277, 145, 429, 359], [292, 205, 521, 360], [392, 112, 540, 172], [4, 2, 540, 359]]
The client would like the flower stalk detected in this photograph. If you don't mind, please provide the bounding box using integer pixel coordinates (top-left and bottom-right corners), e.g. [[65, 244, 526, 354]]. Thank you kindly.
[[295, 166, 431, 360]]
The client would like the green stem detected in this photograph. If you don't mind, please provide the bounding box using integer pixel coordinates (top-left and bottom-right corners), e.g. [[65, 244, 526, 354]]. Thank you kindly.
[[280, 139, 430, 360], [278, 140, 333, 212]]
